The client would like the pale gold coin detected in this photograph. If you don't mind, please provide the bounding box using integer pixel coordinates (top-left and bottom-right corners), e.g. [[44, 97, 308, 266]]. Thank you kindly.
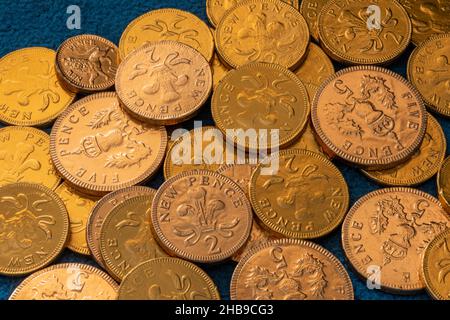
[[300, 0, 328, 42]]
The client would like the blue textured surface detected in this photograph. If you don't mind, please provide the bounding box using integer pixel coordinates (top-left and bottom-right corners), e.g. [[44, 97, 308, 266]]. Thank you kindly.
[[0, 0, 446, 300]]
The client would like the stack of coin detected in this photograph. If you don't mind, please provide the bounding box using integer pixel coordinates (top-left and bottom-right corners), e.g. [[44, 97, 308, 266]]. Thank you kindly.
[[1, 0, 450, 301]]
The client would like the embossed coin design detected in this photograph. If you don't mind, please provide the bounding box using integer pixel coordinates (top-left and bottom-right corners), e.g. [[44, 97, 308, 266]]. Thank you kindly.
[[408, 34, 450, 117], [100, 194, 167, 281], [119, 8, 214, 61], [437, 156, 450, 214], [0, 183, 69, 276], [312, 66, 427, 169], [318, 0, 412, 65], [206, 0, 299, 28], [0, 126, 60, 189], [230, 239, 354, 300], [422, 228, 450, 300], [212, 63, 309, 151], [55, 183, 98, 255], [215, 0, 310, 69], [342, 188, 450, 293], [363, 114, 446, 186], [0, 47, 75, 126], [398, 0, 450, 46], [300, 0, 328, 42], [50, 92, 167, 195], [250, 149, 349, 239], [56, 34, 120, 93], [152, 170, 252, 263], [116, 41, 212, 125], [294, 43, 335, 102], [87, 186, 157, 267], [118, 257, 220, 300], [9, 263, 118, 300]]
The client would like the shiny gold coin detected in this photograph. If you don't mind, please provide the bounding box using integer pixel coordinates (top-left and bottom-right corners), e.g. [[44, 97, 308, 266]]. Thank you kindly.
[[286, 121, 326, 157], [215, 0, 310, 69], [164, 126, 241, 180], [318, 0, 412, 65], [250, 149, 349, 239], [0, 183, 69, 276], [0, 126, 60, 189], [99, 194, 167, 281], [212, 62, 309, 151], [119, 8, 214, 61], [116, 40, 212, 125], [437, 156, 450, 214], [230, 239, 354, 300], [87, 186, 157, 268], [407, 33, 450, 117], [0, 47, 75, 126], [118, 257, 220, 300], [55, 182, 98, 255], [56, 34, 120, 93], [342, 188, 450, 293], [299, 0, 328, 42], [9, 263, 118, 300], [152, 170, 253, 263], [312, 66, 427, 170], [50, 92, 167, 196], [398, 0, 450, 46], [294, 43, 335, 102], [217, 163, 257, 197], [211, 53, 230, 87], [422, 228, 450, 300], [363, 114, 446, 186], [206, 0, 299, 28]]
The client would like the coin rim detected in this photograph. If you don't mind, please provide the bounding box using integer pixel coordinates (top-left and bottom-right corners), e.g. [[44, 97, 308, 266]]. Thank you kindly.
[[299, 0, 323, 42], [437, 156, 450, 213], [361, 114, 447, 186], [317, 0, 412, 65], [311, 65, 427, 169], [151, 169, 253, 263], [118, 257, 220, 300], [50, 91, 167, 195], [341, 187, 450, 293], [249, 148, 349, 239], [9, 262, 118, 300], [56, 34, 120, 93], [0, 182, 69, 276], [230, 238, 354, 300]]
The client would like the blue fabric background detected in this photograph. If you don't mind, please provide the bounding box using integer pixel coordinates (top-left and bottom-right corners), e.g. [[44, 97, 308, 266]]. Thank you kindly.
[[0, 0, 446, 300]]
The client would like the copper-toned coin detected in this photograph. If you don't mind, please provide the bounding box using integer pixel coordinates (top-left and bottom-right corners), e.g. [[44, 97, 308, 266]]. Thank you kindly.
[[342, 188, 450, 293], [212, 62, 309, 151], [250, 149, 349, 239], [0, 47, 75, 126], [286, 121, 327, 157], [118, 257, 220, 300], [363, 114, 446, 186], [9, 263, 118, 300], [206, 0, 299, 28], [0, 126, 60, 189], [87, 186, 157, 267], [50, 92, 167, 196], [99, 194, 167, 281], [230, 239, 354, 300], [312, 66, 427, 169], [217, 163, 257, 197], [116, 40, 212, 125], [119, 8, 214, 61], [318, 0, 412, 65], [422, 228, 450, 300], [300, 0, 328, 42], [151, 170, 252, 263], [407, 34, 450, 117], [55, 182, 98, 256], [56, 34, 120, 93], [0, 183, 69, 276], [398, 0, 450, 46], [294, 43, 335, 102], [211, 53, 230, 88], [437, 156, 450, 214], [215, 0, 310, 69]]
